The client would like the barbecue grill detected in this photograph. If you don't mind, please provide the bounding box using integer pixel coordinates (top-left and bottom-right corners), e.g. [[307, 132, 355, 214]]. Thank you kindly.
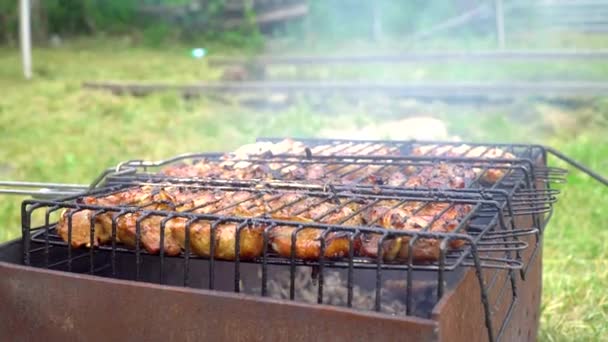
[[0, 138, 605, 342]]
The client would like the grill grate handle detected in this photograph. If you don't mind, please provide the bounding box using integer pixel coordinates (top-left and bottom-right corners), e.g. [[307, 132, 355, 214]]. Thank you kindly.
[[546, 147, 608, 186], [0, 181, 88, 198], [0, 168, 136, 199]]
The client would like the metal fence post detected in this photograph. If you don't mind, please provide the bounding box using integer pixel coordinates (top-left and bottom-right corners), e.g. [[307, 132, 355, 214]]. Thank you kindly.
[[19, 0, 33, 79]]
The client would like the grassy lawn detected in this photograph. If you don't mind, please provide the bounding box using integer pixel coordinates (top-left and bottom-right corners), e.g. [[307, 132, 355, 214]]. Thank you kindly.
[[0, 40, 607, 341]]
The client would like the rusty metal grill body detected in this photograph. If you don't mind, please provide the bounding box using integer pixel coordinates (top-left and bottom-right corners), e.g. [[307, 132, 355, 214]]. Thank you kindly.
[[1, 138, 570, 342]]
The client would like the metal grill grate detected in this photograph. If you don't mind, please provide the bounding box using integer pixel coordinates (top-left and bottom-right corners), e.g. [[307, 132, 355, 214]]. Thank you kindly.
[[22, 181, 556, 340], [19, 138, 572, 342]]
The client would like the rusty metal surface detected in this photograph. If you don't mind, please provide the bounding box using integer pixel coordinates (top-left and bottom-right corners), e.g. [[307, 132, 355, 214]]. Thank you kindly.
[[0, 259, 437, 342], [499, 214, 542, 342], [433, 262, 492, 342], [432, 238, 541, 342], [432, 213, 541, 342], [0, 237, 543, 342]]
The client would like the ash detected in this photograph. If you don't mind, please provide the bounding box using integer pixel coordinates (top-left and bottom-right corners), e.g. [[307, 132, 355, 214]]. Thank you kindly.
[[260, 267, 437, 318]]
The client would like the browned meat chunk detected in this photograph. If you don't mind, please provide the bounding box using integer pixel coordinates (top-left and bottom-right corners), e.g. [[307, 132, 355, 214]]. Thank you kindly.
[[411, 144, 516, 183], [169, 218, 264, 260], [57, 209, 111, 248], [359, 203, 471, 262]]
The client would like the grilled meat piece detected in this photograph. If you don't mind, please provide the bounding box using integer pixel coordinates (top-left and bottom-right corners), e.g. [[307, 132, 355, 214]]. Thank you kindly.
[[84, 186, 177, 209], [162, 158, 478, 189], [56, 186, 175, 249], [160, 145, 486, 190], [57, 209, 182, 256], [163, 159, 228, 179], [57, 209, 111, 248], [398, 203, 471, 261], [411, 144, 516, 184], [310, 142, 399, 156], [386, 171, 407, 186], [93, 187, 181, 255], [174, 139, 399, 174], [172, 191, 222, 212], [164, 159, 276, 180], [162, 141, 515, 190], [304, 164, 326, 181], [112, 213, 181, 256], [459, 146, 515, 183], [56, 178, 474, 263], [168, 190, 266, 259], [169, 218, 264, 260], [404, 163, 475, 189], [57, 186, 181, 255], [358, 206, 411, 260], [270, 226, 358, 260], [269, 199, 363, 260], [359, 203, 471, 262]]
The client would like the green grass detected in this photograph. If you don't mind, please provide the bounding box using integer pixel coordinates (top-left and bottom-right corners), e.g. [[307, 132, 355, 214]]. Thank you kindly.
[[0, 39, 607, 341], [540, 136, 608, 341]]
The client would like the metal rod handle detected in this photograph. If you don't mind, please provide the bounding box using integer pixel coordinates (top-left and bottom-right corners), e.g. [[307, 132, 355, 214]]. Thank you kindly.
[[0, 167, 137, 199], [546, 147, 608, 186], [0, 181, 88, 189], [0, 181, 88, 199]]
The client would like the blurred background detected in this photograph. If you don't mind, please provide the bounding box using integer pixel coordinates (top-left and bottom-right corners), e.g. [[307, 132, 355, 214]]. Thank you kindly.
[[0, 0, 606, 340]]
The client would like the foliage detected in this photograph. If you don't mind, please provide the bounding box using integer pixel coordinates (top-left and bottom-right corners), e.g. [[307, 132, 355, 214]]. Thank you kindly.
[[0, 0, 263, 49], [140, 24, 178, 47], [0, 0, 492, 48], [0, 0, 18, 44]]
